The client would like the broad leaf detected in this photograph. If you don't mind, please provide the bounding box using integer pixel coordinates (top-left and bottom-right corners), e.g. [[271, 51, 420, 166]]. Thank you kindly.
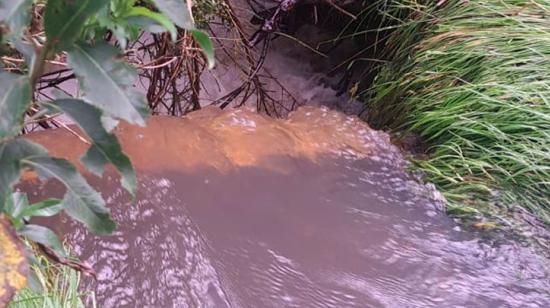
[[67, 42, 148, 125], [3, 192, 23, 218], [0, 155, 19, 213], [62, 191, 115, 235], [44, 0, 109, 51], [0, 72, 32, 139], [0, 138, 48, 159], [0, 0, 32, 36], [152, 0, 194, 29], [17, 224, 67, 258], [0, 139, 45, 211], [80, 145, 108, 176], [13, 38, 34, 66], [126, 16, 168, 34], [3, 193, 60, 229], [127, 7, 177, 41], [0, 215, 27, 306], [17, 198, 62, 219], [21, 156, 115, 235], [3, 192, 27, 228], [46, 99, 137, 196], [190, 29, 215, 69]]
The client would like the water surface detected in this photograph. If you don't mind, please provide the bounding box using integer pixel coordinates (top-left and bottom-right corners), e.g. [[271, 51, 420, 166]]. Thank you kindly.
[[26, 107, 550, 307]]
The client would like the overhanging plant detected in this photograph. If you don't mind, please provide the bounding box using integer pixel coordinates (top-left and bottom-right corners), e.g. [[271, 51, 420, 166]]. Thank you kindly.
[[0, 0, 214, 303]]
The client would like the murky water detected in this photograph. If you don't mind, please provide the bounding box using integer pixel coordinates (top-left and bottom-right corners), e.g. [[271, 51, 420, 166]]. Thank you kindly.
[[25, 107, 550, 307]]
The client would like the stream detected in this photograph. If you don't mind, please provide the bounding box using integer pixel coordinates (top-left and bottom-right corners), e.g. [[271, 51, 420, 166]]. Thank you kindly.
[[25, 107, 550, 307], [19, 1, 550, 306]]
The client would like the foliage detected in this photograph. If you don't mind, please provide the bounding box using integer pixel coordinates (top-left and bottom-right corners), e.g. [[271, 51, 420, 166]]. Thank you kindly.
[[0, 0, 213, 303], [363, 0, 550, 223], [9, 249, 95, 308]]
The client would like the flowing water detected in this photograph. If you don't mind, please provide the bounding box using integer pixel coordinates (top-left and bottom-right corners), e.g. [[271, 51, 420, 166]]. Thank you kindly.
[[24, 107, 550, 307]]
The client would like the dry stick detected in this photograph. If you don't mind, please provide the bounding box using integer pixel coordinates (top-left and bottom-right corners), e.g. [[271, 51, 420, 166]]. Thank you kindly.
[[28, 106, 90, 144], [148, 34, 176, 111], [273, 31, 328, 58], [141, 30, 203, 114], [207, 26, 253, 78], [37, 73, 75, 91], [39, 68, 72, 79], [226, 1, 265, 71], [321, 0, 357, 20], [212, 1, 275, 110], [189, 47, 204, 111], [138, 56, 178, 69], [38, 243, 97, 279], [1, 56, 68, 67]]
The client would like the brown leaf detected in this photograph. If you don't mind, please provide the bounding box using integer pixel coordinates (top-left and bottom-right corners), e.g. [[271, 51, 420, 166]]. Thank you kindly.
[[0, 215, 27, 307]]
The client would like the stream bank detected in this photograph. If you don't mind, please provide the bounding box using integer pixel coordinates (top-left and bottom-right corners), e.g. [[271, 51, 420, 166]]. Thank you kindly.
[[358, 1, 550, 226]]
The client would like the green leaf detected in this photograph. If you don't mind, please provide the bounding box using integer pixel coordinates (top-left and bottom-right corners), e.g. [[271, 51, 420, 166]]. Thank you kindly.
[[66, 42, 149, 126], [20, 156, 115, 235], [62, 191, 115, 235], [3, 192, 28, 228], [24, 251, 44, 292], [17, 198, 62, 219], [0, 158, 19, 213], [150, 1, 215, 68], [0, 138, 48, 159], [3, 194, 58, 228], [127, 7, 177, 41], [80, 145, 108, 175], [125, 16, 167, 34], [17, 224, 68, 258], [152, 0, 194, 29], [13, 39, 34, 66], [0, 0, 33, 36], [190, 29, 215, 69], [0, 72, 32, 139], [44, 0, 109, 51], [0, 139, 45, 211], [46, 99, 137, 196]]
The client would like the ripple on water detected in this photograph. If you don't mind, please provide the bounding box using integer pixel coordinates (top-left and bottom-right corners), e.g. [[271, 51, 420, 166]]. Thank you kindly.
[[22, 107, 549, 307], [26, 157, 549, 307]]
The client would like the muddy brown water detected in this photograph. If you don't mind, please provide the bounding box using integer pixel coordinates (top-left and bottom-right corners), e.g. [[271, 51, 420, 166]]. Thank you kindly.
[[24, 107, 550, 307]]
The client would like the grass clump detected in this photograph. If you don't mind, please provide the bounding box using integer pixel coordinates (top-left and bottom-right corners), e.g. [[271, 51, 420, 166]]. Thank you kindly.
[[9, 253, 95, 308], [363, 0, 550, 223]]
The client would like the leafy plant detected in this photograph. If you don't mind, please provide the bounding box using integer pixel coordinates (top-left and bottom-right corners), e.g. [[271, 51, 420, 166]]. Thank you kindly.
[[9, 246, 96, 308], [0, 0, 214, 301]]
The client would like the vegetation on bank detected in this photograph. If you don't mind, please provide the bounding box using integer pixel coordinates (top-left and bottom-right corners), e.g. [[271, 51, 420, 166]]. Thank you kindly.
[[363, 0, 550, 224], [9, 251, 94, 308], [1, 0, 213, 304]]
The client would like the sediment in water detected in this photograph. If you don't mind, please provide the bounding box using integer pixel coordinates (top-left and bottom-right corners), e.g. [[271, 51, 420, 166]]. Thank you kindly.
[[22, 106, 550, 307]]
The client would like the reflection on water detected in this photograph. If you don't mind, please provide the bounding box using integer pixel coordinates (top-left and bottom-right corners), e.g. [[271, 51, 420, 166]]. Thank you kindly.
[[25, 107, 550, 307]]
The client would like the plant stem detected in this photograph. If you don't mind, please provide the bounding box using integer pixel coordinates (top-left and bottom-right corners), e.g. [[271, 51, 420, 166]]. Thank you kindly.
[[29, 44, 50, 90]]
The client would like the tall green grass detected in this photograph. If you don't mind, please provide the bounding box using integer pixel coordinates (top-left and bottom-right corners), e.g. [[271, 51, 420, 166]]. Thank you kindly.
[[363, 0, 550, 223], [9, 254, 95, 308]]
